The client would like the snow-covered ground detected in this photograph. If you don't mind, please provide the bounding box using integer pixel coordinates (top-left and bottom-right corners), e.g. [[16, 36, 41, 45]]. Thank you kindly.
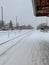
[[0, 30, 32, 56], [0, 30, 49, 65], [0, 30, 28, 44]]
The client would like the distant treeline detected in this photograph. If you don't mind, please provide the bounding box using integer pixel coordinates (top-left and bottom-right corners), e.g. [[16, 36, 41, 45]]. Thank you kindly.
[[0, 20, 34, 30]]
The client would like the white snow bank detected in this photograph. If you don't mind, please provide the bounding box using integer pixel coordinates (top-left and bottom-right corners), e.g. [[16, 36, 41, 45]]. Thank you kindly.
[[29, 30, 49, 43]]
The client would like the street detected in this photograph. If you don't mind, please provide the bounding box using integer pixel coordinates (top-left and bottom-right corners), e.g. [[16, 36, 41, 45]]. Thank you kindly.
[[0, 30, 49, 65]]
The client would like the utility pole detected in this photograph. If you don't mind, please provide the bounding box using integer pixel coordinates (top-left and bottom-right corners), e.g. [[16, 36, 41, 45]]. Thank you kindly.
[[1, 6, 4, 27], [16, 16, 17, 29], [16, 16, 17, 27], [16, 16, 18, 29]]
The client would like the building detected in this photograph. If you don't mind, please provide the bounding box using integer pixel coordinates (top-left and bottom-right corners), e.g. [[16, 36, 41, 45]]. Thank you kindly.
[[32, 0, 49, 16]]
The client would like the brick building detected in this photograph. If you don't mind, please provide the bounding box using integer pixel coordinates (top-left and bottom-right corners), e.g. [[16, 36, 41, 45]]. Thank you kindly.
[[32, 0, 49, 16]]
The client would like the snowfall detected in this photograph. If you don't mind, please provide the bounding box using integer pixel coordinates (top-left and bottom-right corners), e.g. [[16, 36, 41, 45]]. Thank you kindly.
[[0, 29, 49, 65]]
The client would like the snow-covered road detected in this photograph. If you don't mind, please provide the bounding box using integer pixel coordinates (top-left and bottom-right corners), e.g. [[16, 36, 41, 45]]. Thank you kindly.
[[0, 30, 49, 65]]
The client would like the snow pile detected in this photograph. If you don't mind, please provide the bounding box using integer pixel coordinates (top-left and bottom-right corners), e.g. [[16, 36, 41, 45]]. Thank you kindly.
[[30, 30, 49, 42]]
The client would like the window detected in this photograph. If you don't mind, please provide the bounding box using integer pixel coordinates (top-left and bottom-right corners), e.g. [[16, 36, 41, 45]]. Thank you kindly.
[[34, 0, 49, 16]]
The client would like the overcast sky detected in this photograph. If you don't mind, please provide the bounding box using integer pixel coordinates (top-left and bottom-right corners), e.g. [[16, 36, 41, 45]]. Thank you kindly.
[[0, 0, 48, 27]]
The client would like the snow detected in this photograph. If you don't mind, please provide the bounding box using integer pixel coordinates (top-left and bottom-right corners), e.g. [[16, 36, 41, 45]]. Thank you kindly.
[[0, 30, 21, 44], [0, 30, 49, 65], [0, 30, 31, 56], [0, 30, 27, 44]]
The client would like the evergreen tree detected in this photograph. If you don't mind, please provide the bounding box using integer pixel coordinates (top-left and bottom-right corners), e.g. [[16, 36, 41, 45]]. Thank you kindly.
[[9, 20, 13, 30]]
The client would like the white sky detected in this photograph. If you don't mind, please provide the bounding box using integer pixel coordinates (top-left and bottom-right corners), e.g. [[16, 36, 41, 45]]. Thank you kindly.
[[0, 0, 49, 27]]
